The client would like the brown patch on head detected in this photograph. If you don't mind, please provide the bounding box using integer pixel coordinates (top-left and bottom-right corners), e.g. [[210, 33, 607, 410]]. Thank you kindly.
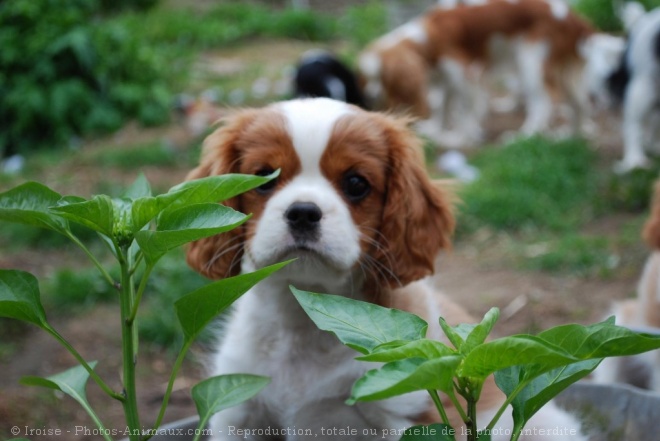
[[185, 107, 301, 279], [322, 110, 455, 292]]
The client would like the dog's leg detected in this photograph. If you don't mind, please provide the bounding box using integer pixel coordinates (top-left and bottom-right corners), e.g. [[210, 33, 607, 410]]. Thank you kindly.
[[438, 57, 484, 145], [516, 40, 552, 135], [560, 62, 594, 137], [616, 74, 654, 172]]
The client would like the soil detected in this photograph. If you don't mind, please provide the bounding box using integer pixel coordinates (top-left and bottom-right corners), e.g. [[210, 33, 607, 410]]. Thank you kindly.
[[0, 39, 646, 440]]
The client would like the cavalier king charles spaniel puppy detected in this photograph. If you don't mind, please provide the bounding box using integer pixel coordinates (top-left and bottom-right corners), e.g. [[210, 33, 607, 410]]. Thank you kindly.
[[185, 98, 584, 440]]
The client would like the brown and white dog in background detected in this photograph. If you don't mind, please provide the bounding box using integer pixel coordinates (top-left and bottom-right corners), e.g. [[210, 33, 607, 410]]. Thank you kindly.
[[358, 0, 595, 147], [593, 181, 660, 392], [185, 98, 585, 440]]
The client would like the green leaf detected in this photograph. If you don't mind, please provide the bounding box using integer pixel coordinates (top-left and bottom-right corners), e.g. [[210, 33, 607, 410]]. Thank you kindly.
[[0, 182, 68, 233], [175, 261, 290, 342], [130, 187, 190, 233], [122, 173, 152, 200], [494, 359, 600, 435], [292, 288, 428, 354], [192, 374, 270, 429], [398, 424, 457, 441], [438, 320, 469, 350], [136, 203, 248, 264], [439, 307, 499, 354], [464, 307, 500, 353], [348, 356, 461, 404], [167, 171, 280, 209], [51, 195, 115, 237], [357, 339, 455, 362], [21, 362, 99, 419], [0, 270, 48, 327], [460, 335, 577, 379], [537, 318, 660, 359]]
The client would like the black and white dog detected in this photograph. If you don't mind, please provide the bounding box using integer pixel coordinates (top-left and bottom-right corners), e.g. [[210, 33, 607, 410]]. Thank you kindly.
[[588, 4, 660, 172], [293, 50, 366, 108]]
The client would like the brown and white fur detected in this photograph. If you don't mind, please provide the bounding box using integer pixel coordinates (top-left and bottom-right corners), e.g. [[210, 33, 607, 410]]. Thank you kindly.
[[185, 98, 585, 440], [358, 0, 594, 147], [594, 181, 660, 391]]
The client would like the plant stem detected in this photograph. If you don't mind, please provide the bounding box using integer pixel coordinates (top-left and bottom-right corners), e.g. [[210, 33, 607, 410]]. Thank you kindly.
[[66, 231, 116, 287], [150, 340, 192, 437], [128, 264, 154, 325], [466, 395, 478, 441], [83, 402, 115, 441], [485, 380, 528, 432], [43, 324, 124, 401], [446, 389, 469, 423], [119, 246, 141, 441], [427, 389, 451, 426]]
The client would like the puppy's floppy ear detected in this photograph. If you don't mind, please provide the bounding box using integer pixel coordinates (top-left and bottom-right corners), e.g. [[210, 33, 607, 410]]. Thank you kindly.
[[643, 180, 660, 250], [185, 109, 257, 279], [374, 115, 455, 287]]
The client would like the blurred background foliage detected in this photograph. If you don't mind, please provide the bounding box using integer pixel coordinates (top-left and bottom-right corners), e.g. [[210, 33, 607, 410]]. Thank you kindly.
[[2, 0, 658, 158], [573, 0, 660, 31], [0, 0, 387, 158]]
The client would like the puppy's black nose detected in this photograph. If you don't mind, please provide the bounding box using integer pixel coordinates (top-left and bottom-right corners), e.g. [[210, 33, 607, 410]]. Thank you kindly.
[[285, 202, 322, 236]]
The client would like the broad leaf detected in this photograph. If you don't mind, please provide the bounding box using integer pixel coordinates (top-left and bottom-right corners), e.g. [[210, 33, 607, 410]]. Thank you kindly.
[[292, 288, 428, 354], [460, 335, 576, 379], [175, 261, 290, 342], [136, 203, 248, 264], [398, 424, 457, 441], [494, 359, 601, 435], [122, 173, 152, 200], [438, 318, 470, 350], [0, 270, 48, 327], [192, 374, 270, 428], [167, 172, 279, 209], [51, 195, 115, 237], [357, 339, 455, 362], [439, 308, 499, 354], [348, 356, 461, 404], [464, 307, 499, 353], [21, 362, 102, 426], [537, 319, 660, 359], [130, 187, 190, 233], [0, 182, 68, 233]]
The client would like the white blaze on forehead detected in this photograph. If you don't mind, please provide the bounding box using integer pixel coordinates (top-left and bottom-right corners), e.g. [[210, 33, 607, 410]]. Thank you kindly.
[[545, 0, 569, 20], [277, 98, 354, 174]]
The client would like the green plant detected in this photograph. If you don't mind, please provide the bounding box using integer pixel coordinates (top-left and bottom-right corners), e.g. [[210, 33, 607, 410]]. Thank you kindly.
[[573, 0, 660, 32], [339, 0, 388, 47], [520, 234, 618, 277], [0, 0, 171, 156], [0, 171, 287, 441], [458, 137, 599, 233], [293, 288, 660, 441]]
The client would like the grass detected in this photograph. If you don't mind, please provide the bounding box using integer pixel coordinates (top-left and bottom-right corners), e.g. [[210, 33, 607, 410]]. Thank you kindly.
[[456, 135, 655, 277], [458, 136, 600, 233], [83, 140, 182, 169]]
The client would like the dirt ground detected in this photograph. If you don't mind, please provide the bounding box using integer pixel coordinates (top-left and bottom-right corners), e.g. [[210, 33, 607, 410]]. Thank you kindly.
[[0, 40, 647, 440]]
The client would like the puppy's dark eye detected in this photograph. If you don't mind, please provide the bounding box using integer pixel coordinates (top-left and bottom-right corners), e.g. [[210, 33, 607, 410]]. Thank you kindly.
[[342, 173, 371, 202], [255, 168, 277, 194]]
